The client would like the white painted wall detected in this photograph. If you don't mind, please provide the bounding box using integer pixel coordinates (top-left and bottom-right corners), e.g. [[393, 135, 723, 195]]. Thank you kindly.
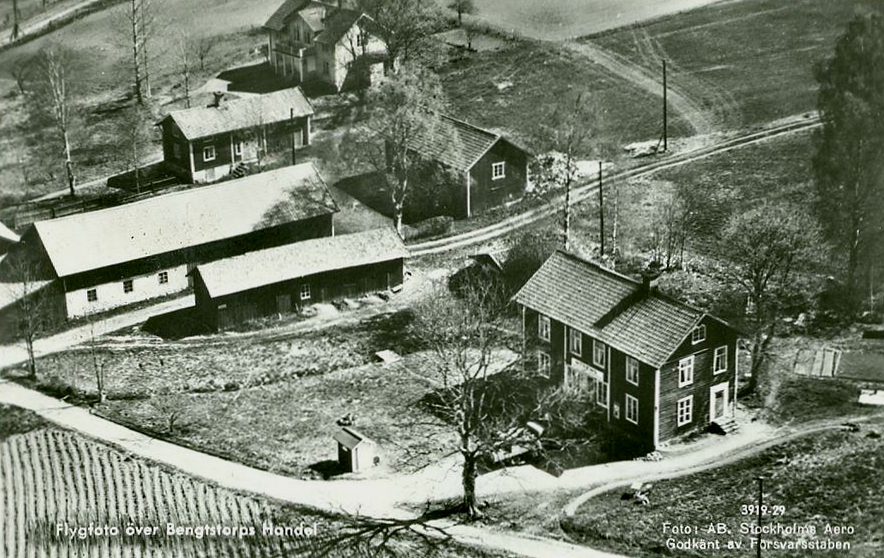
[[65, 264, 190, 319]]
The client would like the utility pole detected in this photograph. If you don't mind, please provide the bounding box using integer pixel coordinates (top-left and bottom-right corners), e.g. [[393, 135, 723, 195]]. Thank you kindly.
[[598, 161, 605, 258], [289, 107, 295, 165], [756, 476, 764, 558], [662, 59, 668, 152]]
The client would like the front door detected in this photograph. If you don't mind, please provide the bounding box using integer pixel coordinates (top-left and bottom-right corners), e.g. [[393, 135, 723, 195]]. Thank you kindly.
[[276, 294, 292, 315], [710, 382, 729, 421]]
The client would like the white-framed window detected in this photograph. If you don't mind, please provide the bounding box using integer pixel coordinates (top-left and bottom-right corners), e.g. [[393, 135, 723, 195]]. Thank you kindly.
[[565, 364, 592, 393], [203, 145, 216, 162], [677, 395, 693, 426], [173, 143, 181, 158], [538, 315, 551, 342], [593, 339, 607, 369], [569, 329, 582, 356], [678, 356, 694, 387], [714, 346, 728, 374], [491, 162, 506, 180], [596, 379, 608, 408], [123, 279, 134, 294], [158, 271, 169, 285], [626, 356, 640, 386], [537, 351, 551, 377], [356, 32, 366, 48], [87, 289, 98, 302], [234, 141, 243, 156], [299, 284, 311, 301], [172, 126, 180, 138], [691, 324, 706, 344], [625, 394, 639, 424], [613, 402, 620, 419]]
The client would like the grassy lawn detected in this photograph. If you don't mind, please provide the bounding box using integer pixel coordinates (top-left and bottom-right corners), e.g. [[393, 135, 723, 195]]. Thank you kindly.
[[98, 352, 459, 478], [482, 426, 884, 557], [439, 39, 692, 155], [590, 0, 881, 128]]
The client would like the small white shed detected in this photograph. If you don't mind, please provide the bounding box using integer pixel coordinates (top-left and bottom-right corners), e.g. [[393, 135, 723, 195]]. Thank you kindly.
[[334, 427, 378, 473]]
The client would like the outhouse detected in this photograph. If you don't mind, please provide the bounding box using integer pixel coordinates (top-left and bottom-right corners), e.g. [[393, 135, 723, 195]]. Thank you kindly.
[[333, 427, 378, 473]]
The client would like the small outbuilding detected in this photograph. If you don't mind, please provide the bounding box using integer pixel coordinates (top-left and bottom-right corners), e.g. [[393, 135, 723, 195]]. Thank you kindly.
[[333, 427, 378, 473], [189, 227, 408, 330]]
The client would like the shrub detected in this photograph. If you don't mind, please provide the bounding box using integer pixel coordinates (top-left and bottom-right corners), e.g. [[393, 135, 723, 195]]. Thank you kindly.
[[402, 215, 454, 240]]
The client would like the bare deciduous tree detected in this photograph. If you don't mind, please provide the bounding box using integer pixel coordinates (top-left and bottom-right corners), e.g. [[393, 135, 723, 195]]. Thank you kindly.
[[344, 62, 452, 235], [117, 0, 159, 104], [174, 31, 193, 108], [3, 257, 51, 379], [195, 36, 216, 71], [34, 45, 78, 197], [448, 0, 475, 26]]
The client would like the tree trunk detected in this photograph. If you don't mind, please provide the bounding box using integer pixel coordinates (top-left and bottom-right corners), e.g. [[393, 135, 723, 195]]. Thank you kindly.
[[562, 176, 572, 251], [461, 451, 480, 519], [130, 0, 143, 104], [12, 0, 20, 40], [64, 131, 76, 197], [25, 333, 36, 379]]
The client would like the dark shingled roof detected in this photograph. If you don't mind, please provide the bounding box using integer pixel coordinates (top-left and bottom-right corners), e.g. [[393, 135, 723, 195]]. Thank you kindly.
[[160, 88, 313, 141], [513, 251, 730, 367], [407, 114, 510, 173], [264, 0, 309, 30], [314, 8, 362, 43], [193, 227, 407, 299]]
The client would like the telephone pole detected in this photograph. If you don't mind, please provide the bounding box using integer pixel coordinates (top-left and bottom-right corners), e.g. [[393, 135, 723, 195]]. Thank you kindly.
[[662, 59, 668, 152], [290, 108, 297, 165], [598, 161, 605, 257]]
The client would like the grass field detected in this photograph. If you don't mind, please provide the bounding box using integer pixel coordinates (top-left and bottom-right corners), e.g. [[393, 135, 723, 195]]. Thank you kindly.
[[481, 424, 884, 557], [440, 39, 692, 155], [436, 0, 722, 40], [0, 404, 508, 558], [590, 0, 881, 128]]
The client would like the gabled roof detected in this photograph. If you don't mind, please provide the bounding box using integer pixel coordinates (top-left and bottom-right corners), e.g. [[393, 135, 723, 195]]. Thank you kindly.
[[193, 227, 407, 299], [314, 9, 363, 44], [333, 427, 373, 449], [0, 221, 19, 244], [159, 88, 313, 141], [513, 251, 734, 367], [263, 0, 309, 31], [33, 163, 338, 278], [407, 113, 526, 173]]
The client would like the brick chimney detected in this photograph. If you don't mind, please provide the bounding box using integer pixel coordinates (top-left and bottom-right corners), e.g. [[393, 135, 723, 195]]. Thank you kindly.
[[210, 91, 225, 108], [640, 261, 663, 295]]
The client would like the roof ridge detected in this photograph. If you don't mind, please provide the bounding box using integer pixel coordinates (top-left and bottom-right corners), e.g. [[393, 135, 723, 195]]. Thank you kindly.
[[33, 163, 321, 229], [438, 112, 500, 139]]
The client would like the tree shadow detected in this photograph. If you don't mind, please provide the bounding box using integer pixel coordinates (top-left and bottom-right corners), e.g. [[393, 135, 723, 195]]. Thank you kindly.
[[335, 172, 395, 218], [218, 62, 292, 95]]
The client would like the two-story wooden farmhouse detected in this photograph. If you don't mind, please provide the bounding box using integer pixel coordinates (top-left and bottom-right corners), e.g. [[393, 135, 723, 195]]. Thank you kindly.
[[514, 251, 741, 451], [264, 0, 387, 91], [156, 88, 313, 184], [190, 227, 407, 330], [407, 114, 531, 219], [0, 163, 338, 322]]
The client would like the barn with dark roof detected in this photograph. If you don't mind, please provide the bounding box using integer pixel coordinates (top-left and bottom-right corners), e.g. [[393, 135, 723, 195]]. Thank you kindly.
[[406, 113, 531, 219], [514, 250, 741, 450]]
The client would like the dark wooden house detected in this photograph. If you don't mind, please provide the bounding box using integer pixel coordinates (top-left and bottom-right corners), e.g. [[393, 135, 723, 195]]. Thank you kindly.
[[156, 88, 314, 184], [190, 227, 407, 330], [514, 251, 740, 451], [0, 163, 338, 321], [406, 114, 531, 219]]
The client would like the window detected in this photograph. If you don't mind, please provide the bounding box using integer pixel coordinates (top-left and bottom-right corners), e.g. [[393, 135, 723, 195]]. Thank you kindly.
[[173, 143, 181, 158], [565, 364, 592, 393], [323, 61, 330, 75], [234, 142, 243, 156], [123, 279, 134, 294], [87, 289, 98, 302], [537, 351, 551, 377], [172, 126, 179, 138], [300, 284, 311, 301], [491, 162, 506, 180], [678, 356, 694, 387], [625, 394, 639, 424], [714, 346, 728, 374], [596, 380, 608, 408], [613, 403, 620, 419], [538, 315, 551, 342], [356, 32, 366, 47], [203, 145, 216, 162], [677, 396, 693, 426], [569, 329, 582, 356], [691, 324, 706, 344], [593, 340, 607, 369], [294, 27, 300, 42], [626, 356, 640, 386], [158, 271, 169, 285]]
